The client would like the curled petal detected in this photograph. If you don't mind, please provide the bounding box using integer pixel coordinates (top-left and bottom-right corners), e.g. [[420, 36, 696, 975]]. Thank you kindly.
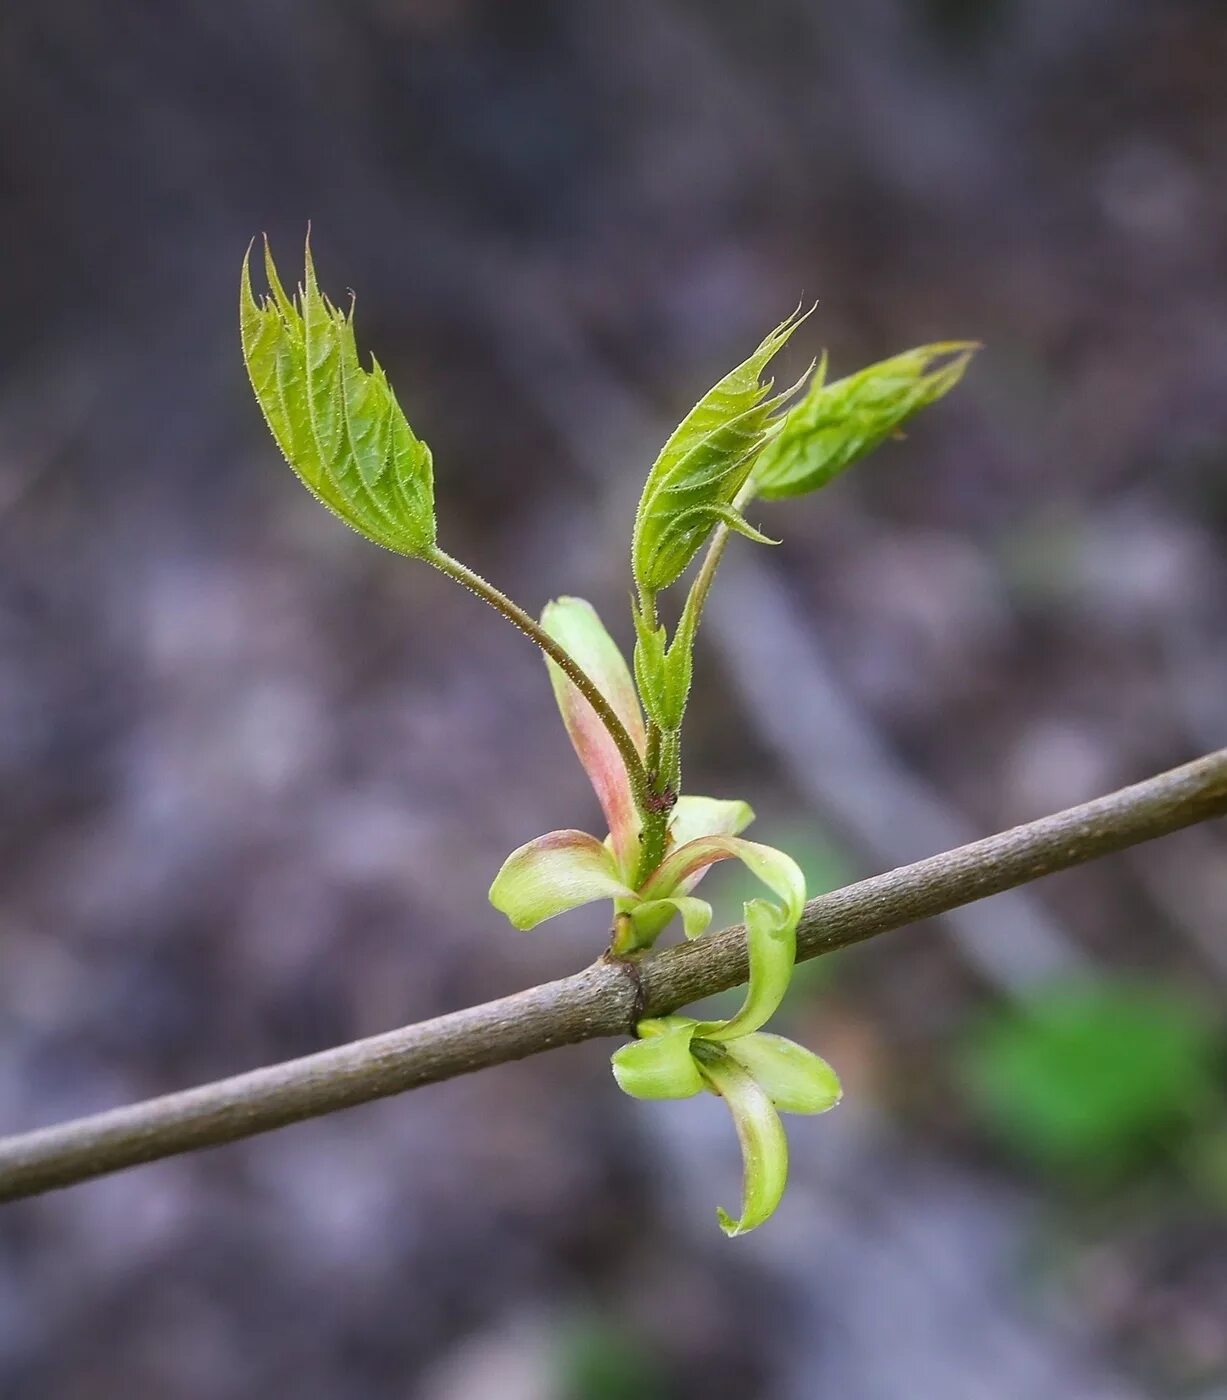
[[489, 829, 633, 930], [725, 1033, 842, 1115], [642, 835, 803, 924], [541, 597, 646, 877], [628, 895, 713, 945], [697, 1050, 790, 1237], [665, 796, 755, 893], [697, 896, 796, 1042], [611, 1017, 704, 1100], [640, 837, 805, 1041]]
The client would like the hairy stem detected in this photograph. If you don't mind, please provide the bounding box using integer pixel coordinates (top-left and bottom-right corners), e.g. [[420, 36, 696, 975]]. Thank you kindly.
[[635, 738, 670, 886], [681, 477, 758, 646], [634, 805, 670, 889], [630, 589, 672, 886], [2, 748, 1224, 1203], [428, 547, 651, 809]]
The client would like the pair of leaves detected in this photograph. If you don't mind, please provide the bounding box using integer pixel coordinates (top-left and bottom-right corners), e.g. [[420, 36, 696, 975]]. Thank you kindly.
[[241, 239, 437, 558], [630, 310, 809, 598], [627, 327, 974, 743]]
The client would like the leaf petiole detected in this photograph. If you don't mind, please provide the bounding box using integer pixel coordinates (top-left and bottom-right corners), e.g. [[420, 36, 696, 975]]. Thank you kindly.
[[426, 547, 654, 818], [679, 475, 757, 650]]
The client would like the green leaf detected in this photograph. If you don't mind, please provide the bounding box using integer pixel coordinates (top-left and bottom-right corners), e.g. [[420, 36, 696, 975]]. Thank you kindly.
[[540, 597, 645, 877], [489, 829, 634, 930], [631, 311, 809, 595], [697, 1050, 790, 1236], [754, 342, 977, 500], [611, 1017, 704, 1100], [725, 1033, 841, 1114], [241, 236, 437, 557]]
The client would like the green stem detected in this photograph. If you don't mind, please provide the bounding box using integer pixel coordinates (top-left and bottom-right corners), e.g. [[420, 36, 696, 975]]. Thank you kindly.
[[644, 723, 662, 788], [427, 547, 652, 808], [633, 809, 670, 891], [681, 477, 758, 642], [630, 588, 672, 887]]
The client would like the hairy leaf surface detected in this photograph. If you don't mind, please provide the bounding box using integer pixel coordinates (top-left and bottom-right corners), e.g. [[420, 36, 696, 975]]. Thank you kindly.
[[241, 238, 436, 556], [631, 311, 808, 595], [753, 342, 977, 500]]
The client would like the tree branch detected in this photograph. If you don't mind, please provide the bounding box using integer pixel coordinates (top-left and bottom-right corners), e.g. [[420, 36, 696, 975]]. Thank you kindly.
[[2, 749, 1224, 1204]]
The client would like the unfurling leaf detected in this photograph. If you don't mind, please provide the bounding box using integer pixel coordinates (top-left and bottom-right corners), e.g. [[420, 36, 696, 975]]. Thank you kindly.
[[541, 598, 646, 878], [241, 237, 437, 557], [488, 829, 634, 930], [664, 796, 755, 893], [753, 341, 978, 500], [642, 835, 804, 1035], [697, 1051, 790, 1237], [631, 310, 809, 596], [611, 1018, 704, 1100], [724, 1033, 842, 1114]]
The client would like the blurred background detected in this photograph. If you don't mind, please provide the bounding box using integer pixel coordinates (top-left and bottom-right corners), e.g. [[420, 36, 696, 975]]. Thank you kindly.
[[1, 1, 1226, 1396]]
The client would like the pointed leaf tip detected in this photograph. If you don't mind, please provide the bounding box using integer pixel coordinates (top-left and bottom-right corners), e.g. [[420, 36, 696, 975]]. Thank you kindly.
[[631, 311, 809, 595], [754, 341, 978, 500], [699, 1053, 790, 1236], [241, 235, 437, 558]]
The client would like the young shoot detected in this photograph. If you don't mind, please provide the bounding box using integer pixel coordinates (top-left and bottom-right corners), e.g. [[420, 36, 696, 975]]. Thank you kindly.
[[241, 235, 975, 1234]]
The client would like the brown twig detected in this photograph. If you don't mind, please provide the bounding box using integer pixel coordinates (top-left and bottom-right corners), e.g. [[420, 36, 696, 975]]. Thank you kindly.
[[1, 749, 1224, 1204]]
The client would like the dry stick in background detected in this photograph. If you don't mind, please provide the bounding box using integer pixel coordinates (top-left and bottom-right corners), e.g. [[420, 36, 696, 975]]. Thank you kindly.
[[1, 748, 1224, 1204]]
